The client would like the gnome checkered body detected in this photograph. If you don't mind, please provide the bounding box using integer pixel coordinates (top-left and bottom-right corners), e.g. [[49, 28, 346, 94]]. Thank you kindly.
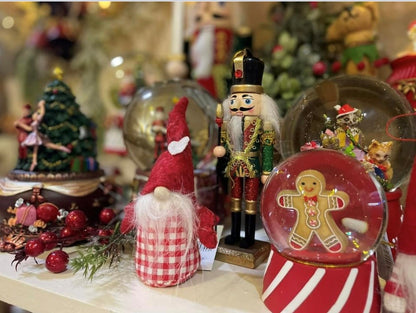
[[136, 215, 200, 287]]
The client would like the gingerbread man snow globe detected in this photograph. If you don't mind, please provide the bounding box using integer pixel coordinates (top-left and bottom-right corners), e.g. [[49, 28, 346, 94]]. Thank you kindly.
[[261, 149, 387, 313]]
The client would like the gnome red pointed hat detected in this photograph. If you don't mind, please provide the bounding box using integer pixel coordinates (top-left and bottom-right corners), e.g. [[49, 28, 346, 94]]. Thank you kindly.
[[397, 156, 416, 255], [140, 96, 194, 196]]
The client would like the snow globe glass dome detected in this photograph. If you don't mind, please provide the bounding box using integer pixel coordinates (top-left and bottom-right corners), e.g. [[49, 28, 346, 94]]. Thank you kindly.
[[280, 75, 416, 190], [123, 79, 218, 171], [261, 149, 387, 266]]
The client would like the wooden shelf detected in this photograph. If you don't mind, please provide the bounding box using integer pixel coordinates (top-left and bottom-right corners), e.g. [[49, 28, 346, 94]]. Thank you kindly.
[[0, 230, 271, 313]]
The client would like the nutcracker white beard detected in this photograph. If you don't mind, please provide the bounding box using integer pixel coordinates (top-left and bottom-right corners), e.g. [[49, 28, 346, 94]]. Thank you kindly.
[[134, 191, 197, 254], [223, 94, 281, 140], [228, 116, 243, 151]]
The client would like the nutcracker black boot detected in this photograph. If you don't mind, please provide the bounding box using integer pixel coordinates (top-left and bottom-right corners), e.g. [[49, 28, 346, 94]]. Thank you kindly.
[[240, 200, 257, 249], [240, 214, 256, 248], [225, 198, 241, 245]]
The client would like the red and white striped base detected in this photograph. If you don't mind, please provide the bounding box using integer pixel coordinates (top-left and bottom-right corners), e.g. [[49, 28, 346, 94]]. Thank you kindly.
[[262, 246, 380, 313]]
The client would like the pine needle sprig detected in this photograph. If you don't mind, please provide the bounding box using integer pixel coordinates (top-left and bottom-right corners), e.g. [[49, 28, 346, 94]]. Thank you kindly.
[[71, 222, 135, 280]]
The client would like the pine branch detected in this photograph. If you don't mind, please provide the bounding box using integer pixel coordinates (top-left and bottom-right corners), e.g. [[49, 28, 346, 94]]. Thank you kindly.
[[71, 222, 135, 280]]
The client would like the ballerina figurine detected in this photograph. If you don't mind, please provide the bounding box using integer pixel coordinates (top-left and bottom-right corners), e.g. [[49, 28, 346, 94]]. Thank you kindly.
[[21, 100, 71, 172]]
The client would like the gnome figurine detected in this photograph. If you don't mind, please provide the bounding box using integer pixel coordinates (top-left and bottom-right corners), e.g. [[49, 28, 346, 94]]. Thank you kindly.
[[383, 157, 416, 313], [121, 96, 218, 287]]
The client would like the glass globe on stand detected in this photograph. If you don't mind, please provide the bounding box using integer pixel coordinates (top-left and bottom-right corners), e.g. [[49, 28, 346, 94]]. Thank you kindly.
[[123, 79, 220, 215], [280, 75, 416, 191]]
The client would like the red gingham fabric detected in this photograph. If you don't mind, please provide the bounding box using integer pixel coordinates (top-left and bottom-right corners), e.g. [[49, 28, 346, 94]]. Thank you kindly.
[[135, 215, 200, 287]]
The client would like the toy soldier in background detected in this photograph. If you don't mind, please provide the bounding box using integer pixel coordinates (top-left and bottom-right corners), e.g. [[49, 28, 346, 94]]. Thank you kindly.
[[151, 106, 167, 162], [214, 49, 281, 248]]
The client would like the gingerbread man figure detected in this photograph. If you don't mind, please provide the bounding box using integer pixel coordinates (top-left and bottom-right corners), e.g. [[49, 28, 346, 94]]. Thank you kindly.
[[276, 169, 349, 253]]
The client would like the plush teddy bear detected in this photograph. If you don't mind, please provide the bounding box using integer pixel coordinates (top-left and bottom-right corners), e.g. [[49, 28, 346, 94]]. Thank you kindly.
[[326, 2, 388, 76]]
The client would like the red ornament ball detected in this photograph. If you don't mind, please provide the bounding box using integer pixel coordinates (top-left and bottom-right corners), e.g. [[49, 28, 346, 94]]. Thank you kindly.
[[24, 238, 45, 257], [331, 61, 342, 74], [65, 210, 87, 230], [36, 202, 59, 223], [45, 250, 69, 273], [312, 61, 327, 76], [39, 231, 58, 250], [99, 208, 116, 225]]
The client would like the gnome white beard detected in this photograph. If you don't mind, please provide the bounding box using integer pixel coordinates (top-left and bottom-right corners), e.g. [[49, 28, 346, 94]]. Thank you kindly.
[[228, 116, 243, 151], [134, 191, 197, 254]]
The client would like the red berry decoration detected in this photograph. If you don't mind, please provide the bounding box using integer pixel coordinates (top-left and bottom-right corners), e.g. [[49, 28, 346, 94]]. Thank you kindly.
[[60, 226, 75, 238], [312, 61, 327, 76], [36, 202, 59, 223], [65, 210, 87, 230], [331, 61, 342, 74], [45, 250, 69, 273], [39, 231, 58, 250], [98, 229, 113, 245], [24, 239, 45, 257], [99, 208, 116, 225]]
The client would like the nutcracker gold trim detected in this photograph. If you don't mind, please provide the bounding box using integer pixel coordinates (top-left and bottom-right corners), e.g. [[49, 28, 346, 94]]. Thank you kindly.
[[230, 85, 264, 94], [245, 200, 257, 215], [233, 50, 245, 77], [230, 197, 242, 212]]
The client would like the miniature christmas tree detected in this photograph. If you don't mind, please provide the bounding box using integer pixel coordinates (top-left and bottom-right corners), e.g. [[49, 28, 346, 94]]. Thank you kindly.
[[17, 69, 98, 173]]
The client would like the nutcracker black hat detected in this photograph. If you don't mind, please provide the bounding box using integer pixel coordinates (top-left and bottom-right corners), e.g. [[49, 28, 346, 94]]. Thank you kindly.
[[230, 48, 264, 94]]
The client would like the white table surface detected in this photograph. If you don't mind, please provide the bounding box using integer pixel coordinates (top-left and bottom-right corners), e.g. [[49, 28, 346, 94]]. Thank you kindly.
[[0, 230, 271, 313]]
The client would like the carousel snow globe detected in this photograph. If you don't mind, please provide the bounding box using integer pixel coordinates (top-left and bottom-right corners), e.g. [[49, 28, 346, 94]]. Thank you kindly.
[[0, 69, 114, 251]]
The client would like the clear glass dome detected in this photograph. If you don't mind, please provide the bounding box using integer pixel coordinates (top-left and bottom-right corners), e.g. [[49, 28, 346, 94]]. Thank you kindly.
[[280, 75, 416, 190], [261, 149, 387, 266], [123, 79, 218, 170]]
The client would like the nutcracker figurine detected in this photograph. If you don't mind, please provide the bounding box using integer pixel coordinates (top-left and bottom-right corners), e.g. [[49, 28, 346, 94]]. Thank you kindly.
[[190, 2, 234, 100], [213, 49, 281, 249]]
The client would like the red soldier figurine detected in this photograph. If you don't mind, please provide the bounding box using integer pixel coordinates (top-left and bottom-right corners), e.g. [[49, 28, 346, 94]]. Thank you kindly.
[[190, 2, 234, 100], [151, 106, 167, 162], [214, 49, 281, 248]]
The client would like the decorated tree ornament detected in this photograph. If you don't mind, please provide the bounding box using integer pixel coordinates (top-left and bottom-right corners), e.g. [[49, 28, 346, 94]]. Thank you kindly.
[[121, 96, 218, 287], [261, 149, 387, 313], [45, 249, 69, 273]]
